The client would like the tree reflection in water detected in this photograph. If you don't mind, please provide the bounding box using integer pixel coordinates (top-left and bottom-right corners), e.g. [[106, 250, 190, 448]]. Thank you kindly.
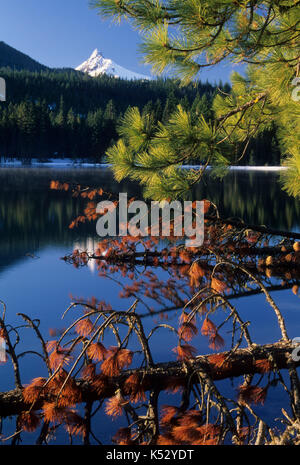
[[0, 176, 300, 445]]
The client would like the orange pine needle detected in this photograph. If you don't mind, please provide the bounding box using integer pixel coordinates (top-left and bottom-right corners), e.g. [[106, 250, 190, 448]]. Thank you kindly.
[[81, 363, 96, 381], [172, 344, 197, 361], [201, 317, 217, 337], [208, 333, 225, 351], [87, 342, 108, 362], [18, 411, 40, 432], [101, 347, 133, 377], [211, 278, 227, 294], [188, 262, 205, 288], [75, 318, 94, 337], [105, 392, 128, 418], [254, 359, 273, 374], [112, 427, 134, 445], [238, 384, 267, 405], [23, 377, 47, 403], [160, 406, 180, 426], [42, 402, 65, 423], [124, 373, 146, 403]]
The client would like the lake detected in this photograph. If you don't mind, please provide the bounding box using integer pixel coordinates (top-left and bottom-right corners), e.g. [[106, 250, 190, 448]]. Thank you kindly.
[[0, 167, 300, 444]]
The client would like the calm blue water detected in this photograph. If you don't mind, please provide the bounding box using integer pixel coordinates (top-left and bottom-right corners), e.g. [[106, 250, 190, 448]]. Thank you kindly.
[[0, 167, 299, 444]]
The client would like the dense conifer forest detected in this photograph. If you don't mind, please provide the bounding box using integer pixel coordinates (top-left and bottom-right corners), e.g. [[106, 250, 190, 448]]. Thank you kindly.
[[0, 67, 280, 163]]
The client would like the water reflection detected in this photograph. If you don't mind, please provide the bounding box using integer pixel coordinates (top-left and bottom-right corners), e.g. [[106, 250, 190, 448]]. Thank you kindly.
[[0, 168, 299, 252], [0, 167, 300, 445]]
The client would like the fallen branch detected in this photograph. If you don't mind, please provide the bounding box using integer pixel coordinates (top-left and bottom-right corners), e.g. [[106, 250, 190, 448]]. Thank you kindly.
[[0, 340, 298, 418]]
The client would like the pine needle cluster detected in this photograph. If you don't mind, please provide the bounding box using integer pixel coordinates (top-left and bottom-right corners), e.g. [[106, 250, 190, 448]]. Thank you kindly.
[[91, 0, 300, 199]]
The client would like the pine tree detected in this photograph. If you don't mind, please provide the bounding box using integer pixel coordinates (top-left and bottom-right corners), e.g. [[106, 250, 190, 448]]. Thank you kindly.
[[16, 100, 37, 158], [88, 108, 104, 158], [162, 90, 177, 123], [92, 0, 300, 200], [153, 98, 163, 122], [36, 100, 51, 158], [103, 99, 116, 121], [54, 96, 67, 156]]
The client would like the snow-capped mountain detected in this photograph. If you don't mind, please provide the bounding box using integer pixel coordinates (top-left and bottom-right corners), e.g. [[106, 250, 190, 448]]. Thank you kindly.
[[76, 49, 150, 80]]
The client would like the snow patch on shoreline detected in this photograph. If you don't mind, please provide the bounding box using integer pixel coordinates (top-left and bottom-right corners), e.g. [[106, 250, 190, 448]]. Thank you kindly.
[[182, 165, 287, 171], [0, 159, 287, 171]]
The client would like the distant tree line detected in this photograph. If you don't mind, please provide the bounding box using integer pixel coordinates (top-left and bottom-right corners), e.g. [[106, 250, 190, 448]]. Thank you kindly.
[[0, 68, 280, 164]]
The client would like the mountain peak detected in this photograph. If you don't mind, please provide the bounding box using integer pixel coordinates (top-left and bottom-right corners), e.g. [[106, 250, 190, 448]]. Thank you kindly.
[[75, 49, 150, 81], [90, 48, 102, 59]]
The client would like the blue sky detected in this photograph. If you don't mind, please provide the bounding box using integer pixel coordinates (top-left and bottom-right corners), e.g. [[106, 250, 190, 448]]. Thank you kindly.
[[0, 0, 236, 84]]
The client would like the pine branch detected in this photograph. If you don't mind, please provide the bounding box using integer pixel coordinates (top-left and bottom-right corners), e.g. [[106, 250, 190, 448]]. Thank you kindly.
[[0, 340, 298, 418]]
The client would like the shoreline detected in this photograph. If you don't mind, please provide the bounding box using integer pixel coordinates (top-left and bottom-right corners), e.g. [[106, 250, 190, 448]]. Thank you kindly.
[[0, 158, 287, 171]]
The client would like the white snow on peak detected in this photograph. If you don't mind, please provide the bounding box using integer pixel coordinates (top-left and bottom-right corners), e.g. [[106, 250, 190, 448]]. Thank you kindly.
[[76, 49, 151, 81]]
